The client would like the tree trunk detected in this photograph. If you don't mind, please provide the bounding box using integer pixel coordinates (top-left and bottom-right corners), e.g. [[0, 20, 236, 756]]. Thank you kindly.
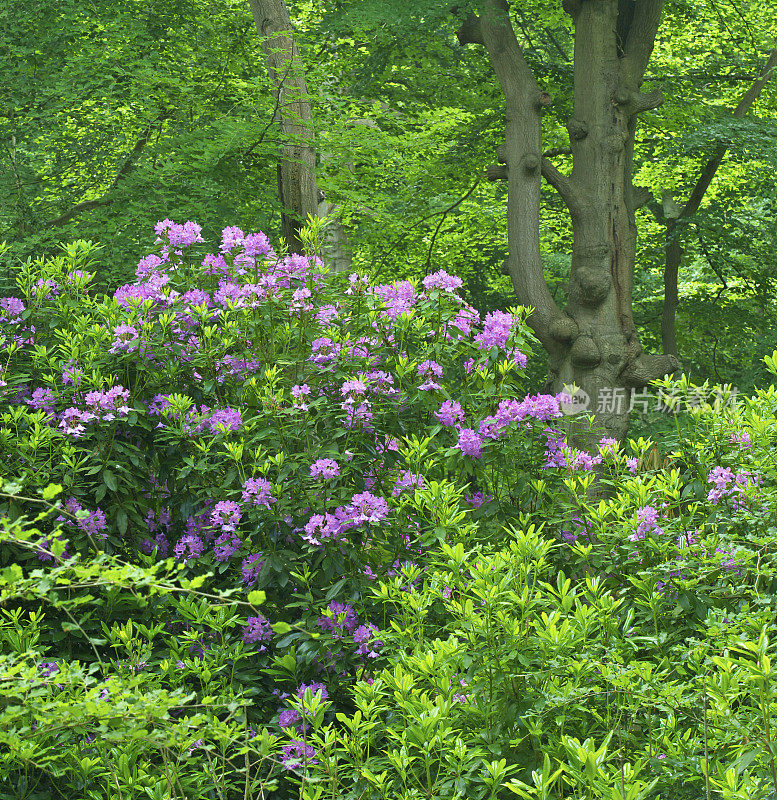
[[661, 217, 680, 357], [546, 0, 677, 444], [660, 44, 777, 357], [465, 0, 678, 445], [248, 0, 319, 255]]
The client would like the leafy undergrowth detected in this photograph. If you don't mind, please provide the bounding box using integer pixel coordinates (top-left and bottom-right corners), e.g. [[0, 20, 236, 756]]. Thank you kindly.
[[1, 221, 776, 799]]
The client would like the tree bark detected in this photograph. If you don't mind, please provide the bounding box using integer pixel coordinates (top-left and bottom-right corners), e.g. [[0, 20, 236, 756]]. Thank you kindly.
[[248, 0, 319, 255], [465, 0, 678, 445], [660, 44, 777, 357]]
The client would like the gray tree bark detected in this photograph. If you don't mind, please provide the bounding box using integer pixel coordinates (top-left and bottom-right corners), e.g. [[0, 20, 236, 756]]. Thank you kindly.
[[460, 0, 679, 444], [660, 44, 777, 358], [248, 0, 319, 256]]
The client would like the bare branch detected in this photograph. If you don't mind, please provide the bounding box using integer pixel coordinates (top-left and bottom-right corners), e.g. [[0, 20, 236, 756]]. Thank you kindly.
[[541, 158, 581, 214], [633, 186, 653, 209], [543, 146, 572, 158], [456, 14, 483, 45], [45, 122, 158, 228], [486, 164, 508, 181], [621, 353, 681, 387], [633, 88, 664, 112], [424, 176, 482, 273], [478, 0, 562, 345]]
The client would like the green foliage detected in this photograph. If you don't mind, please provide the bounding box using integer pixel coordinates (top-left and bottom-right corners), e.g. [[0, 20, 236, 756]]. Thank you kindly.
[[293, 362, 777, 799], [0, 485, 281, 798]]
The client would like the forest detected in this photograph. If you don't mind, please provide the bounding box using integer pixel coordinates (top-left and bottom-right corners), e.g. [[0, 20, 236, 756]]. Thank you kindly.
[[0, 0, 776, 797]]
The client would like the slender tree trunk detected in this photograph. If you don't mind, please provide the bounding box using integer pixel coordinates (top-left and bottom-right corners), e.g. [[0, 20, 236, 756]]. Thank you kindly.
[[661, 218, 681, 357], [463, 0, 678, 445], [660, 44, 777, 357], [248, 0, 319, 255]]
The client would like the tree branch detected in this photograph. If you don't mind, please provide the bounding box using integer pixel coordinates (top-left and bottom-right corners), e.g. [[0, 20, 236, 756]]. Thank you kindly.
[[477, 0, 562, 347], [543, 146, 572, 158], [456, 13, 483, 45], [621, 352, 681, 387], [632, 186, 653, 209], [541, 158, 581, 214], [621, 0, 664, 82], [633, 88, 664, 112], [682, 43, 777, 218], [45, 122, 158, 228], [423, 175, 483, 273]]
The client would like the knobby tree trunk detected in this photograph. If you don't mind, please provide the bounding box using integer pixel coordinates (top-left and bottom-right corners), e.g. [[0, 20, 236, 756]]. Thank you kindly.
[[460, 0, 679, 444], [659, 44, 777, 358], [248, 0, 319, 255]]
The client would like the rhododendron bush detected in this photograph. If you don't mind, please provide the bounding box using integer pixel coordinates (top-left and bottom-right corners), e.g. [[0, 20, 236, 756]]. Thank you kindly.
[[1, 222, 777, 799]]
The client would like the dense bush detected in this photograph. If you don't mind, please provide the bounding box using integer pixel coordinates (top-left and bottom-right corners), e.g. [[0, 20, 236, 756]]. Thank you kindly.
[[1, 221, 776, 799]]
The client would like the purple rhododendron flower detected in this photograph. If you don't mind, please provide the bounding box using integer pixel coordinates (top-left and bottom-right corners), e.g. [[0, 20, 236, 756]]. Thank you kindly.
[[36, 533, 69, 562], [110, 324, 140, 354], [241, 553, 265, 584], [465, 491, 492, 509], [341, 379, 367, 397], [242, 477, 276, 508], [373, 280, 417, 319], [31, 278, 59, 299], [0, 297, 25, 323], [213, 530, 242, 561], [61, 361, 82, 386], [353, 624, 383, 658], [174, 534, 204, 564], [310, 458, 339, 479], [39, 661, 60, 678], [58, 407, 95, 437], [211, 500, 242, 532], [221, 226, 244, 252], [317, 602, 357, 635], [205, 407, 242, 433], [346, 492, 389, 526], [341, 399, 374, 429], [393, 470, 425, 496], [162, 220, 203, 248], [474, 310, 514, 351], [26, 388, 55, 416], [629, 505, 664, 542], [279, 708, 301, 729], [281, 740, 318, 770], [455, 428, 483, 458], [295, 682, 329, 700], [435, 400, 465, 427], [303, 512, 345, 546], [598, 437, 619, 455], [422, 270, 463, 292], [242, 614, 273, 645], [243, 231, 273, 257], [84, 385, 131, 421], [417, 360, 442, 378]]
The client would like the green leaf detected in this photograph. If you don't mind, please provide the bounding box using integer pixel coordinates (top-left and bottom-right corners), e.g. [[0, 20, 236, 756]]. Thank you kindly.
[[248, 590, 266, 607], [116, 509, 128, 536], [102, 470, 117, 492], [41, 483, 63, 501], [272, 621, 292, 635]]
